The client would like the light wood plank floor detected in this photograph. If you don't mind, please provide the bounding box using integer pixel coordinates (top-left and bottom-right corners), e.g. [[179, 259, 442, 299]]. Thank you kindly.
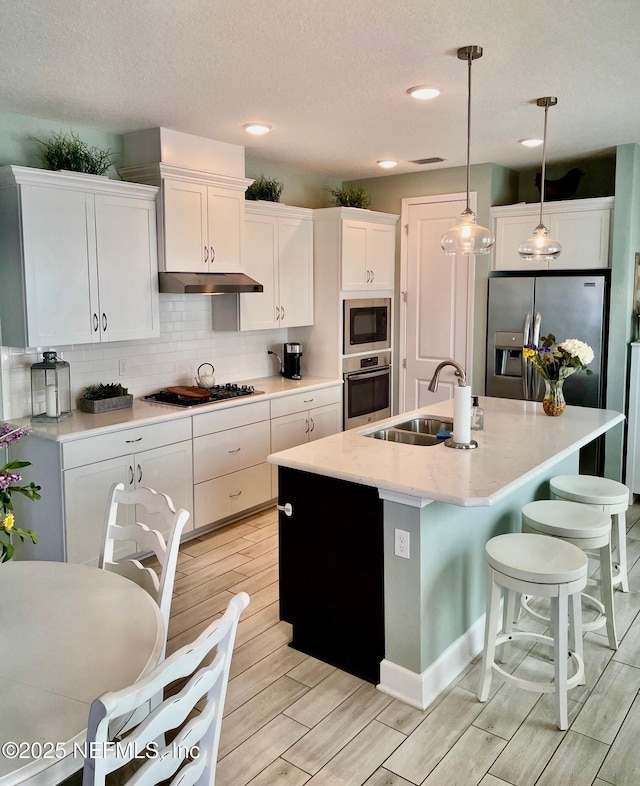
[[163, 500, 640, 786]]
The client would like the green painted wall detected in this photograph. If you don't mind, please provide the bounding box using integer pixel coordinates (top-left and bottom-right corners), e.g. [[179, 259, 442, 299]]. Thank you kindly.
[[605, 144, 640, 479], [245, 157, 341, 209], [0, 111, 123, 175], [517, 154, 616, 205]]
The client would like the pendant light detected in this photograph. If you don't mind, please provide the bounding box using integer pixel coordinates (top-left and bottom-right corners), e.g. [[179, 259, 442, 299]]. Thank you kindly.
[[441, 45, 494, 256], [518, 97, 562, 261]]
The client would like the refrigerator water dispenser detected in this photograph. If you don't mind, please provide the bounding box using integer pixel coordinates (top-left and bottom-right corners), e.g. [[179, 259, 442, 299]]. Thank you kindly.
[[494, 332, 524, 377]]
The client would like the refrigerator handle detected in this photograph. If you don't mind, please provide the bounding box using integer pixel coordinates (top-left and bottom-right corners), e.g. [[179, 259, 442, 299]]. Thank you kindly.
[[532, 312, 542, 399], [522, 311, 531, 399]]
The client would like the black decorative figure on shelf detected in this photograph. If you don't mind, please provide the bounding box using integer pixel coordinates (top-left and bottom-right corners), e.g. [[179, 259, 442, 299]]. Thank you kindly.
[[534, 167, 586, 201]]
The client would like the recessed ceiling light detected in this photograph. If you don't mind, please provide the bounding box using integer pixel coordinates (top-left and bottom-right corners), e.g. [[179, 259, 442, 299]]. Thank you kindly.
[[377, 160, 398, 169], [407, 86, 441, 101], [243, 123, 273, 136], [519, 138, 543, 147]]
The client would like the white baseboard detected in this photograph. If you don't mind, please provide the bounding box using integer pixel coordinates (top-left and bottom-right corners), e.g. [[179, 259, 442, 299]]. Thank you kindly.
[[377, 612, 487, 710]]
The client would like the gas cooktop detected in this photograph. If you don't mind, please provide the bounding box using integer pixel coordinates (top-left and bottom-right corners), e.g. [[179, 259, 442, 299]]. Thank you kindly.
[[143, 384, 264, 408]]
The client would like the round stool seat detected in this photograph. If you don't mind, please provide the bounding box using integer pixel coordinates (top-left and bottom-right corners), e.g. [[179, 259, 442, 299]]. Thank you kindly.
[[550, 475, 629, 508], [486, 533, 588, 585], [522, 500, 611, 540]]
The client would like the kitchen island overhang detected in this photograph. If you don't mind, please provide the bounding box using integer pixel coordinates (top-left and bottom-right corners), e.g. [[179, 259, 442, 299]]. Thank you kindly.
[[268, 397, 625, 710]]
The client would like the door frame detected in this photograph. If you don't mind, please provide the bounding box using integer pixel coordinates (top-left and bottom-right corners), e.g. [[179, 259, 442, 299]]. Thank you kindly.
[[399, 192, 478, 411]]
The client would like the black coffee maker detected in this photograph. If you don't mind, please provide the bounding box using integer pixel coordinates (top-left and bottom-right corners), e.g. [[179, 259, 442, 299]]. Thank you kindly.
[[283, 342, 303, 380]]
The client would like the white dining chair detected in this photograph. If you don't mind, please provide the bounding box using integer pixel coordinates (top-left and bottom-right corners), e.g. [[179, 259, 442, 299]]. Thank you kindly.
[[83, 592, 250, 786], [99, 482, 190, 640]]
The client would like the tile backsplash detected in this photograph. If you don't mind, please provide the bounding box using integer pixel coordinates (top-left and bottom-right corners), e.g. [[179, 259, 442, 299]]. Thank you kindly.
[[1, 294, 288, 419]]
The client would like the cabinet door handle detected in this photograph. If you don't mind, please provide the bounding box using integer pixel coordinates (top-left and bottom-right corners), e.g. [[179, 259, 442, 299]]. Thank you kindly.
[[137, 464, 142, 483], [210, 246, 215, 263], [309, 417, 315, 432], [93, 313, 99, 332], [366, 270, 370, 283], [276, 306, 280, 321], [125, 437, 143, 443], [277, 502, 293, 517], [370, 269, 375, 283], [102, 313, 107, 332], [305, 418, 309, 434], [204, 246, 209, 264], [229, 490, 242, 498], [280, 305, 285, 320], [128, 465, 134, 486], [228, 447, 241, 453]]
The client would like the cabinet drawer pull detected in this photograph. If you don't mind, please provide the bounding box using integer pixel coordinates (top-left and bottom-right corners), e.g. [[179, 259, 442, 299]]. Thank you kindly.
[[137, 464, 142, 483], [228, 447, 241, 453], [303, 398, 314, 403], [204, 246, 209, 264], [128, 465, 134, 485], [229, 490, 242, 498], [102, 313, 107, 332], [277, 502, 293, 517], [125, 437, 143, 443], [93, 313, 99, 332]]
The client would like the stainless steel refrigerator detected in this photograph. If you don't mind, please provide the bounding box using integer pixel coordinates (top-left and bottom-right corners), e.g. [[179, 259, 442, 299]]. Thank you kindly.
[[486, 273, 608, 472]]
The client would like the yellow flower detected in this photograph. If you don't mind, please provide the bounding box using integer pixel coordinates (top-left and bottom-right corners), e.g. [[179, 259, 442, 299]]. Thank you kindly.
[[523, 348, 534, 359], [1, 512, 14, 531]]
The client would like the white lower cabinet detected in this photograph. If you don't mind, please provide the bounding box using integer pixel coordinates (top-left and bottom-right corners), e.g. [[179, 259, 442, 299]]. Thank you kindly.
[[270, 385, 343, 495], [193, 400, 273, 528]]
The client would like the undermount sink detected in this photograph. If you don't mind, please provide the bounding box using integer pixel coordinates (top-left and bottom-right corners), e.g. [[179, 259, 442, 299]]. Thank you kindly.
[[366, 417, 453, 446]]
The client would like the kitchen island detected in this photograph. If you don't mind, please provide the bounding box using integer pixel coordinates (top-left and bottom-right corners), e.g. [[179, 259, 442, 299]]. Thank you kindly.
[[267, 396, 625, 710]]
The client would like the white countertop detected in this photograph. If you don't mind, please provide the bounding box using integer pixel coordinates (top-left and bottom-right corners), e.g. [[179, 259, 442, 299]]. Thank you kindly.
[[17, 375, 342, 442], [268, 396, 625, 507]]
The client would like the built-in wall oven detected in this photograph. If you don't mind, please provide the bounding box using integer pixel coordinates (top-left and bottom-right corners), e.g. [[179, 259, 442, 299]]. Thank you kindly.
[[343, 351, 391, 429], [343, 298, 391, 355]]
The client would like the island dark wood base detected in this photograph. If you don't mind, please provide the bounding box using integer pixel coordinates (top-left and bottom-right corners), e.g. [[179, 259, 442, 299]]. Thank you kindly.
[[278, 467, 384, 683]]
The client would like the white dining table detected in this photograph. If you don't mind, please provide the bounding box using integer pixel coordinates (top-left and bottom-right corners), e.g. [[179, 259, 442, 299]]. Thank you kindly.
[[0, 561, 165, 786]]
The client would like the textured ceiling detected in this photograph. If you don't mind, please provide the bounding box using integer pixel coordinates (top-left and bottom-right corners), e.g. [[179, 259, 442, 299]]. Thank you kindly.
[[1, 0, 639, 179]]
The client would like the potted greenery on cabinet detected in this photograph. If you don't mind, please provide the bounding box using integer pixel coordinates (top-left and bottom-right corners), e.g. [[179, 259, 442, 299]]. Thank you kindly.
[[79, 383, 132, 413]]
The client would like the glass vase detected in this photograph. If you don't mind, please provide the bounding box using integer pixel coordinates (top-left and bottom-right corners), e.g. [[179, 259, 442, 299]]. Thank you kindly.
[[542, 378, 566, 416]]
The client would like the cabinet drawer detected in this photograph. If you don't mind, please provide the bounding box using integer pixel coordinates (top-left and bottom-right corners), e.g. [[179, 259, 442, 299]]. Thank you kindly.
[[193, 420, 270, 483], [192, 399, 270, 437], [194, 463, 272, 527], [62, 418, 192, 469], [270, 386, 342, 418]]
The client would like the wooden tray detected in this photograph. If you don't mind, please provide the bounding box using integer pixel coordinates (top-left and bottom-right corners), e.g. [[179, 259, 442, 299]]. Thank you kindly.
[[166, 386, 211, 399]]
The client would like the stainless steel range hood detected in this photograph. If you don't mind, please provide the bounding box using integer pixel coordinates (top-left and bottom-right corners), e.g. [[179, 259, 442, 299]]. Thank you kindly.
[[158, 272, 264, 294]]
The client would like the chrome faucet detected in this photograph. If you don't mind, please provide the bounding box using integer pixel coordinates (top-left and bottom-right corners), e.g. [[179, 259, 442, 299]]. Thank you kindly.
[[428, 359, 467, 392]]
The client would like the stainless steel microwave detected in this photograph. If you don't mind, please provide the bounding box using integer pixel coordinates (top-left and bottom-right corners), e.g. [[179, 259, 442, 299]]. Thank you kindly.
[[343, 298, 391, 355]]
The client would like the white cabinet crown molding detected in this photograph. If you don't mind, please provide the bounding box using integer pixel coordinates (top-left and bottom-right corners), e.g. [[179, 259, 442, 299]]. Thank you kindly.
[[313, 206, 399, 224], [118, 162, 252, 191], [245, 201, 313, 219], [490, 196, 614, 217], [0, 165, 158, 199]]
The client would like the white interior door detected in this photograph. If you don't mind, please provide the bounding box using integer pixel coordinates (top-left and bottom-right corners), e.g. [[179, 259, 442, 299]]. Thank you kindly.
[[400, 194, 476, 411]]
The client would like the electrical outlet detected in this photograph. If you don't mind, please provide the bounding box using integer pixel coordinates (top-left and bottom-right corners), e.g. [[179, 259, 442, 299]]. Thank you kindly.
[[118, 358, 128, 376], [394, 528, 410, 559]]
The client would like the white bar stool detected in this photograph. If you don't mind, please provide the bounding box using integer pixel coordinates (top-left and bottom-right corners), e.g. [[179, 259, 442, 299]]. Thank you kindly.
[[478, 532, 587, 731], [522, 499, 618, 650], [550, 475, 630, 593]]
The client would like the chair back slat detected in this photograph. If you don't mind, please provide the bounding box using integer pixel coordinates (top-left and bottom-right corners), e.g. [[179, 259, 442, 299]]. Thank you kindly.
[[103, 559, 160, 602], [83, 592, 249, 786]]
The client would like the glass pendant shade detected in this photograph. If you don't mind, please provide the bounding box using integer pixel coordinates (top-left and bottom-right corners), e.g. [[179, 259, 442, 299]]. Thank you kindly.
[[518, 223, 562, 262], [440, 45, 494, 256], [441, 208, 494, 255], [519, 96, 561, 261]]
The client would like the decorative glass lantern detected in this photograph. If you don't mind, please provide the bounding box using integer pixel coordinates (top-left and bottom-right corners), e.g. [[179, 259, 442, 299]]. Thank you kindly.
[[30, 352, 72, 422]]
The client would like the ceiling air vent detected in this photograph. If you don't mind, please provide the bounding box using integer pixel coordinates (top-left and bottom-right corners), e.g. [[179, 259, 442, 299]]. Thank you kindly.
[[410, 157, 445, 165]]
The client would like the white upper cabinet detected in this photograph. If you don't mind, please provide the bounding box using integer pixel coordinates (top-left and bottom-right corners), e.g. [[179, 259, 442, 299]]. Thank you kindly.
[[491, 197, 614, 272], [162, 177, 247, 272], [120, 163, 252, 273], [341, 218, 396, 290], [0, 166, 159, 348], [239, 202, 314, 330]]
